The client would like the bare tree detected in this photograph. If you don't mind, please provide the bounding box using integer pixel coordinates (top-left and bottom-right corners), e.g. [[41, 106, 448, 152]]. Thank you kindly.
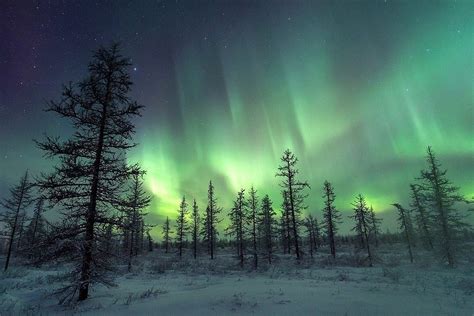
[[276, 149, 309, 260], [368, 206, 382, 247], [227, 189, 247, 267], [281, 191, 292, 254], [321, 181, 341, 259], [419, 146, 470, 267], [247, 186, 259, 268], [175, 196, 189, 258], [258, 194, 276, 264], [162, 216, 172, 253], [350, 194, 373, 267], [191, 199, 200, 259], [304, 214, 319, 258], [410, 184, 433, 250], [202, 181, 221, 259], [393, 203, 415, 263], [35, 44, 144, 301], [122, 170, 151, 271], [1, 171, 33, 271]]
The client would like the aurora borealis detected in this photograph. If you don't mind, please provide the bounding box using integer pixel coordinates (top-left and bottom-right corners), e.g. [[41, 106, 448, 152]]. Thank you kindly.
[[1, 1, 473, 235]]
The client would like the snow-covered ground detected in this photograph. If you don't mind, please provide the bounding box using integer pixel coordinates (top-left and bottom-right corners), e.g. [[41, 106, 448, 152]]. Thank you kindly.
[[1, 244, 473, 315]]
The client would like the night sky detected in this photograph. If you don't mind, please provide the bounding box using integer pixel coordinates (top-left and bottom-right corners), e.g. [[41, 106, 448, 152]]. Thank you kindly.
[[1, 1, 473, 235]]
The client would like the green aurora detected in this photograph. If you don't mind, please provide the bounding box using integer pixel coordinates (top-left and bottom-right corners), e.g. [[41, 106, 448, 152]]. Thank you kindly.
[[1, 2, 472, 237], [126, 3, 473, 235]]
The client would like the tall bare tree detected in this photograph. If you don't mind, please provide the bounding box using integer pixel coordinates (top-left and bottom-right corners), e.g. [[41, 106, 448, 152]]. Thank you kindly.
[[276, 149, 309, 260], [36, 44, 144, 301]]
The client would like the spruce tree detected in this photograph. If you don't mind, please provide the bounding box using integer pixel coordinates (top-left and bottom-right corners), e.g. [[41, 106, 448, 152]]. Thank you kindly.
[[321, 181, 341, 259], [0, 171, 34, 271], [276, 149, 309, 260]]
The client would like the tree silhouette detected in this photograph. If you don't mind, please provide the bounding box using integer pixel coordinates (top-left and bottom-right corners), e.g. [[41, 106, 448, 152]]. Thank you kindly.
[[162, 216, 172, 253], [258, 194, 276, 264], [122, 170, 151, 271], [1, 171, 34, 271], [276, 149, 309, 260], [419, 146, 470, 266], [35, 44, 144, 301], [202, 181, 221, 259], [175, 196, 189, 258], [321, 181, 341, 259], [409, 184, 433, 250], [368, 206, 382, 247], [247, 186, 259, 269], [304, 214, 319, 258], [350, 194, 373, 267], [227, 189, 247, 267], [393, 203, 415, 263], [191, 199, 200, 259]]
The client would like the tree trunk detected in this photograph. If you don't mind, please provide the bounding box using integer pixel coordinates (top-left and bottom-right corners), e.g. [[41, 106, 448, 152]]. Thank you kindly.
[[78, 101, 107, 301]]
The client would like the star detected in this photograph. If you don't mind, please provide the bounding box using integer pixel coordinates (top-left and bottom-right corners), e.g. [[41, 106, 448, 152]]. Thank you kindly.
[[133, 67, 137, 71]]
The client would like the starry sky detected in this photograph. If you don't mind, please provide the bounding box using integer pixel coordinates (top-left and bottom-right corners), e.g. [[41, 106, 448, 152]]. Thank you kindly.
[[1, 1, 473, 235]]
